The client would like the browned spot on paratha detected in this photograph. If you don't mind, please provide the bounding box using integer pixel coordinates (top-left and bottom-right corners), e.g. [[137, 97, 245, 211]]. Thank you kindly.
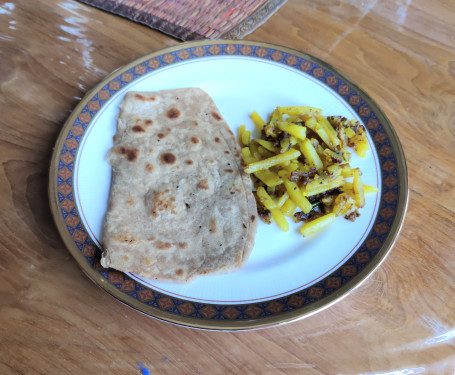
[[161, 153, 176, 164], [132, 125, 145, 133], [190, 137, 200, 144], [184, 160, 193, 165], [177, 242, 188, 249], [197, 179, 209, 190], [134, 94, 156, 101], [156, 241, 172, 250], [211, 112, 222, 121], [214, 137, 221, 143], [167, 108, 180, 119], [224, 169, 234, 173], [145, 119, 153, 126], [145, 163, 154, 172], [117, 146, 139, 162], [175, 269, 184, 276], [113, 233, 137, 244], [150, 189, 178, 218], [209, 218, 217, 233]]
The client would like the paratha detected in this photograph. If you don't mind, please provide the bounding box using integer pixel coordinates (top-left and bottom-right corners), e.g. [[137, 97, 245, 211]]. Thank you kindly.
[[101, 88, 258, 282]]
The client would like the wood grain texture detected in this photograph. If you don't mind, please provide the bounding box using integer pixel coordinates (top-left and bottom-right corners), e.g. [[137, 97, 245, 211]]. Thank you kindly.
[[1, 0, 455, 373]]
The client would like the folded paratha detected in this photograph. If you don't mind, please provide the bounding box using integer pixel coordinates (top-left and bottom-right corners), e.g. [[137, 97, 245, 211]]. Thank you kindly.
[[101, 88, 258, 282]]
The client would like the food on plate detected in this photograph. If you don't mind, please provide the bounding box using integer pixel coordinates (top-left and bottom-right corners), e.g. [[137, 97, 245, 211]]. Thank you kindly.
[[239, 106, 377, 236], [101, 88, 258, 282]]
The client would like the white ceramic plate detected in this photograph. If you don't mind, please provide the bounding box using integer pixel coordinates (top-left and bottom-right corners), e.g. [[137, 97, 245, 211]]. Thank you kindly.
[[50, 40, 408, 330]]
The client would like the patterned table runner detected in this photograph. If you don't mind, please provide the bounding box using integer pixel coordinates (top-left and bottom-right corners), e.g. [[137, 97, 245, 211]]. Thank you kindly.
[[77, 0, 287, 40]]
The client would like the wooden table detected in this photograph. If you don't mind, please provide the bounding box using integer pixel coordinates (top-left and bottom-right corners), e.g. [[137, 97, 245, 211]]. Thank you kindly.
[[1, 0, 454, 373]]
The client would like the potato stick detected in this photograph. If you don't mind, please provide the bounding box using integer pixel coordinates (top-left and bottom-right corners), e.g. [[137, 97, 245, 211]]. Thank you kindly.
[[277, 122, 307, 140], [244, 149, 301, 174], [353, 169, 366, 208], [249, 141, 260, 160], [257, 146, 275, 158], [278, 106, 322, 116], [244, 150, 284, 187], [277, 192, 290, 208], [326, 164, 342, 177], [343, 182, 377, 194], [277, 160, 291, 168], [239, 125, 246, 146], [280, 136, 291, 152], [256, 187, 289, 232], [345, 127, 356, 138], [305, 117, 338, 150], [290, 136, 298, 146], [283, 161, 299, 172], [316, 144, 325, 160], [316, 114, 336, 136], [321, 194, 336, 206], [241, 129, 251, 146], [299, 113, 312, 122], [364, 184, 378, 194], [279, 170, 313, 213], [241, 147, 257, 164], [250, 111, 266, 130], [281, 198, 297, 216], [286, 116, 304, 123], [299, 138, 323, 170], [316, 115, 340, 147], [342, 149, 352, 163], [300, 213, 336, 237], [337, 126, 348, 147], [269, 108, 282, 124], [243, 148, 282, 187], [254, 170, 283, 187], [304, 175, 345, 197], [355, 140, 369, 158], [309, 137, 319, 148], [323, 149, 345, 165], [332, 193, 356, 216], [254, 139, 280, 154], [341, 165, 357, 178]]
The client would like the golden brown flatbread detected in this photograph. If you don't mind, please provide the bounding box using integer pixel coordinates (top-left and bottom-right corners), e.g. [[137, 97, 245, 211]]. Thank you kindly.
[[101, 88, 258, 282]]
